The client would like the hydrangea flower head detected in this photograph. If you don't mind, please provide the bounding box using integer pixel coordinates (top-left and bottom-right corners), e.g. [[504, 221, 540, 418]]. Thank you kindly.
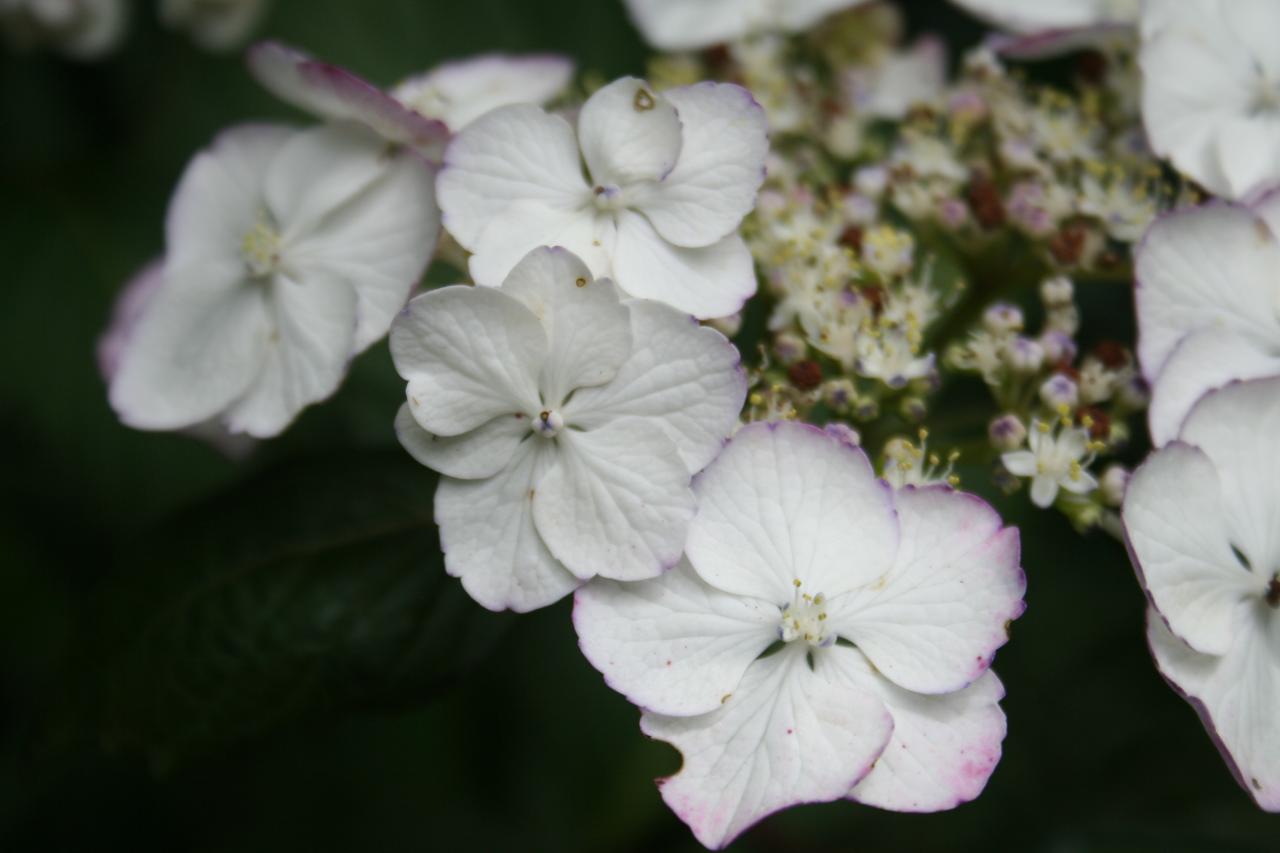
[[1134, 197, 1280, 445], [108, 122, 440, 437], [575, 422, 1025, 848], [1123, 377, 1280, 811], [436, 75, 769, 319], [390, 246, 746, 612]]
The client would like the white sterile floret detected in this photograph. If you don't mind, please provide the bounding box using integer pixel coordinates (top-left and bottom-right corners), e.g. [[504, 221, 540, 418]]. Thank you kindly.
[[436, 75, 769, 319], [390, 246, 746, 613], [1134, 198, 1280, 446], [622, 0, 870, 51], [1140, 0, 1280, 200], [160, 0, 267, 51], [248, 40, 450, 161], [574, 422, 1025, 849], [391, 53, 573, 131], [1002, 418, 1100, 508], [1123, 378, 1280, 812], [108, 122, 439, 438]]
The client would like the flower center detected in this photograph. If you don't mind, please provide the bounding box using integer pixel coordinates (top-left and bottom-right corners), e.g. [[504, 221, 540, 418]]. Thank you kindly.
[[532, 409, 565, 438], [779, 579, 832, 647], [241, 219, 282, 278]]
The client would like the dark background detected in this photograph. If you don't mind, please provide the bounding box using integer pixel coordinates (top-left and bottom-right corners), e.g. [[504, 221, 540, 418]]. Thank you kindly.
[[1, 1, 1273, 850]]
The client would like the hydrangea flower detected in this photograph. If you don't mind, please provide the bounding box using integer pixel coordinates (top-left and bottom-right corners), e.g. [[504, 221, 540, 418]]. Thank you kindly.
[[575, 422, 1025, 849], [1001, 418, 1099, 508], [0, 0, 125, 59], [390, 246, 745, 612], [391, 53, 574, 131], [108, 122, 439, 437], [1134, 198, 1280, 446], [622, 0, 868, 51], [1140, 0, 1280, 200], [248, 40, 450, 160], [1123, 377, 1280, 811], [436, 75, 769, 319], [160, 0, 267, 51]]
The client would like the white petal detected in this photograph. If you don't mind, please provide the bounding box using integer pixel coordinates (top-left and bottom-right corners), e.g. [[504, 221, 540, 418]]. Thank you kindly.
[[951, 0, 1137, 33], [1215, 115, 1280, 202], [1029, 475, 1059, 509], [1123, 442, 1264, 655], [578, 77, 683, 188], [1134, 204, 1280, 380], [266, 123, 391, 241], [532, 418, 695, 582], [389, 285, 545, 436], [1178, 377, 1280, 581], [1147, 606, 1280, 812], [285, 144, 440, 352], [436, 104, 590, 250], [223, 268, 358, 438], [573, 559, 777, 716], [1000, 450, 1037, 478], [686, 422, 899, 604], [819, 647, 1009, 812], [641, 644, 893, 850], [98, 259, 165, 382], [465, 201, 615, 288], [1147, 328, 1280, 447], [247, 41, 448, 157], [500, 247, 632, 406], [109, 270, 269, 431], [611, 210, 757, 319], [565, 298, 746, 474], [394, 403, 529, 480], [629, 82, 768, 248], [164, 123, 295, 272], [622, 0, 865, 50], [435, 441, 581, 612], [831, 486, 1025, 695], [392, 53, 574, 131]]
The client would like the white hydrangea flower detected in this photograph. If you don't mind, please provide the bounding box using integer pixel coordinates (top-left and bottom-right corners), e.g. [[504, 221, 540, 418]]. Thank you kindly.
[[1123, 377, 1280, 812], [160, 0, 267, 51], [622, 0, 869, 52], [436, 76, 769, 319], [1140, 0, 1280, 200], [1134, 198, 1280, 446], [0, 0, 125, 59], [575, 422, 1025, 849], [391, 53, 573, 131], [108, 122, 439, 437], [390, 246, 746, 613], [1001, 419, 1099, 508], [248, 40, 450, 160]]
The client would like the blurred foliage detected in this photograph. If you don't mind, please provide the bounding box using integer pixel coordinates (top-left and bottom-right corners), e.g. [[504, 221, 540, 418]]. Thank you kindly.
[[0, 1, 1274, 851]]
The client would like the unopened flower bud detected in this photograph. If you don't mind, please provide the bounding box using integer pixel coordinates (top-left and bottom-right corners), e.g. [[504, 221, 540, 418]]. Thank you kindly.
[[1039, 329, 1077, 364], [822, 378, 857, 411], [988, 413, 1027, 451], [774, 331, 806, 365], [1041, 275, 1074, 307], [1006, 336, 1045, 373], [982, 301, 1023, 333], [1100, 465, 1130, 507], [824, 422, 861, 447], [1040, 373, 1079, 408], [900, 396, 927, 422]]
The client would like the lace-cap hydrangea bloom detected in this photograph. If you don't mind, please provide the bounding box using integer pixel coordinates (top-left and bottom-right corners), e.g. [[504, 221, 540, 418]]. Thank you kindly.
[[108, 122, 439, 437], [1123, 377, 1280, 811], [390, 246, 746, 613], [575, 422, 1025, 849], [391, 53, 573, 132], [622, 0, 869, 51], [436, 76, 769, 319], [0, 0, 126, 59], [1134, 197, 1280, 446], [1140, 0, 1280, 200], [160, 0, 267, 51], [248, 40, 450, 161]]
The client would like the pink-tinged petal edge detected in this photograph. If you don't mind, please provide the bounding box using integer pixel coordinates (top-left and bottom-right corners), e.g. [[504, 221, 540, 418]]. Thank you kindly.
[[247, 40, 449, 161]]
